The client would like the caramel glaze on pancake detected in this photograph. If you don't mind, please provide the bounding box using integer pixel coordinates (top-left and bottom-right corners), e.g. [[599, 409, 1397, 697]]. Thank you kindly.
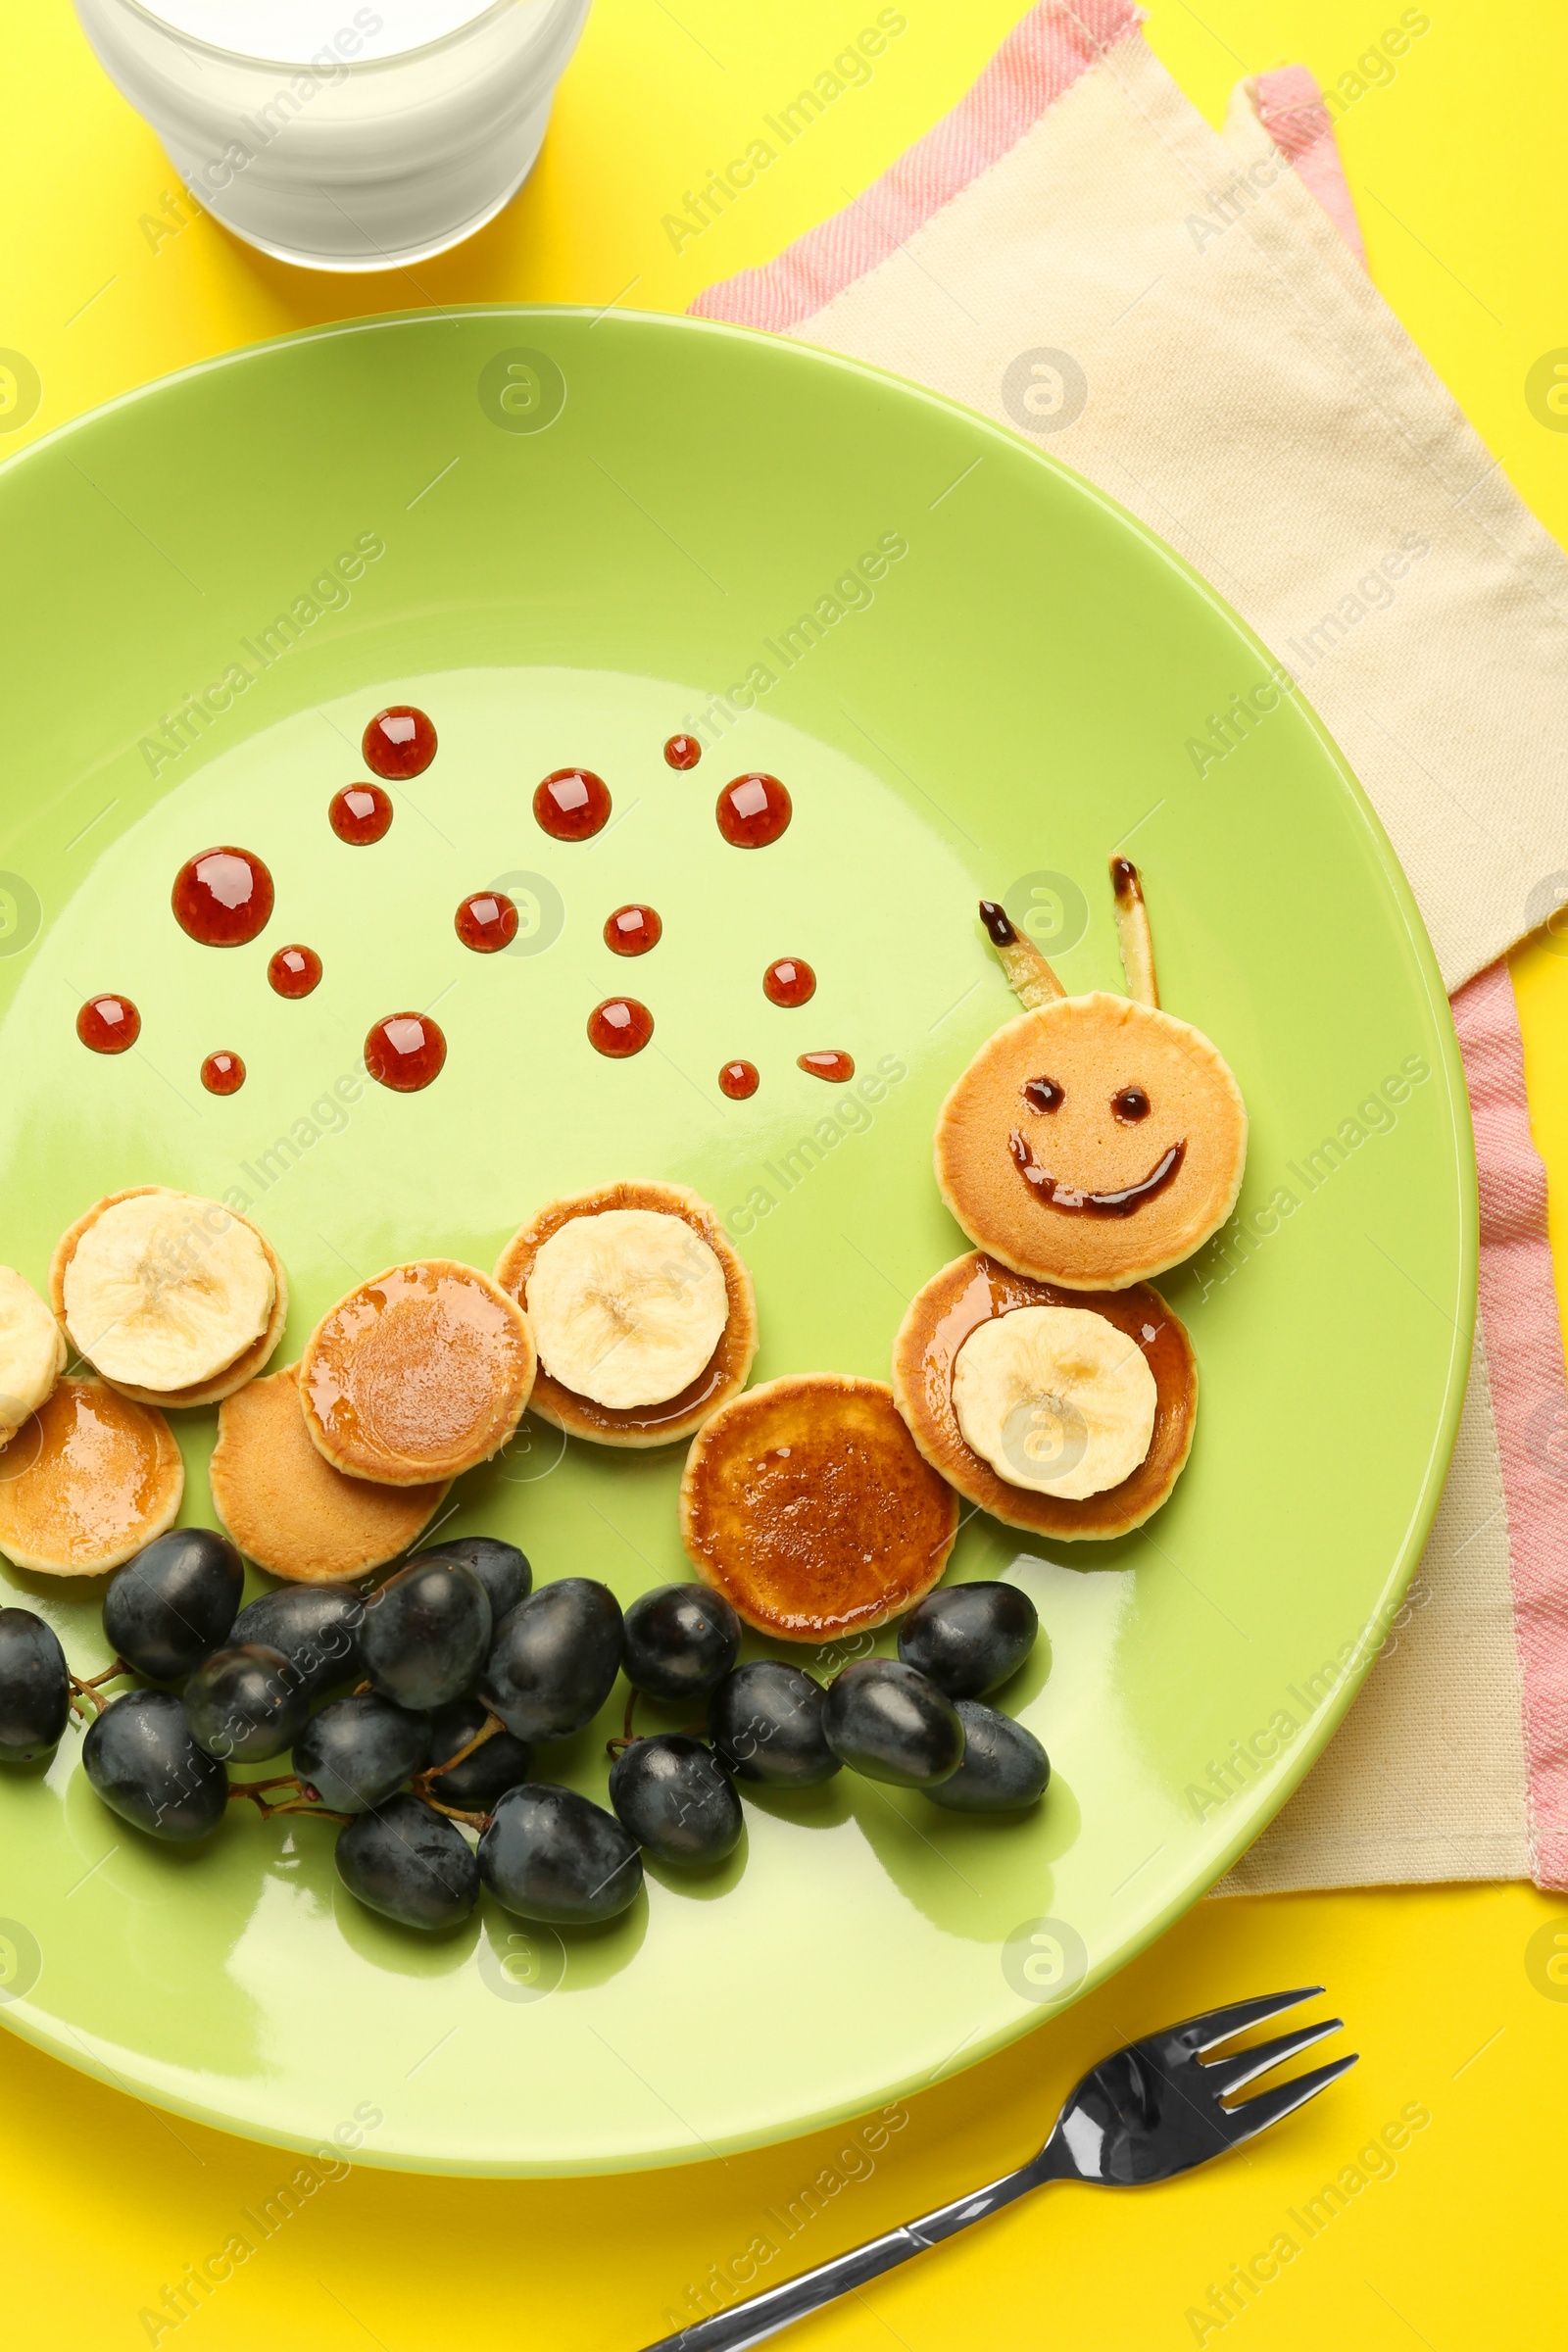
[[935, 995, 1247, 1290], [0, 1378, 183, 1575], [892, 1252, 1197, 1541], [49, 1186, 288, 1406], [494, 1181, 758, 1449], [211, 1365, 448, 1583], [680, 1375, 959, 1640], [301, 1258, 535, 1486]]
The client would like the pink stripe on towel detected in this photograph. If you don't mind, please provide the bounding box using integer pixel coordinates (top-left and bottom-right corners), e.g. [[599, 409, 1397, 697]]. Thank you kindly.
[[1251, 66, 1367, 265], [1453, 960, 1568, 1886], [690, 0, 1146, 333]]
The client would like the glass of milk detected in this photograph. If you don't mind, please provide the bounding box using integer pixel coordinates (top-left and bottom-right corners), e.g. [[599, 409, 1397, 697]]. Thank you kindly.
[[72, 0, 592, 271]]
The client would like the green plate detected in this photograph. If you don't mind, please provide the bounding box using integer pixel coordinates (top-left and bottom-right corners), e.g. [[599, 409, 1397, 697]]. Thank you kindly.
[[0, 309, 1474, 2175]]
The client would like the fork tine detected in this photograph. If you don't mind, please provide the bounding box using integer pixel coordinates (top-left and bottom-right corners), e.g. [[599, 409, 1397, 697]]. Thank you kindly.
[[1202, 2017, 1344, 2097], [1171, 1984, 1325, 2056], [1220, 2052, 1358, 2148]]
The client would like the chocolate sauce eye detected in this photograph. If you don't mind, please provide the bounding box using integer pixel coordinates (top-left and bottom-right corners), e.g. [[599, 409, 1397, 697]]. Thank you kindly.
[[1113, 1086, 1152, 1123], [1023, 1076, 1064, 1113]]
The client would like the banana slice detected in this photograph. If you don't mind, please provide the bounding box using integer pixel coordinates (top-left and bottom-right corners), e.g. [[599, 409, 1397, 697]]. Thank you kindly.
[[0, 1267, 67, 1444], [62, 1192, 273, 1393], [527, 1208, 729, 1410], [951, 1302, 1157, 1499]]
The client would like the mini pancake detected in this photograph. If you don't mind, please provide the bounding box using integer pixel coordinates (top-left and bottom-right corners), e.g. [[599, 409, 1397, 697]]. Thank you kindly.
[[211, 1365, 449, 1583], [0, 1266, 67, 1445], [494, 1181, 757, 1448], [300, 1258, 535, 1486], [935, 993, 1247, 1289], [680, 1374, 959, 1640], [0, 1378, 182, 1576], [892, 1251, 1197, 1540], [49, 1186, 288, 1405]]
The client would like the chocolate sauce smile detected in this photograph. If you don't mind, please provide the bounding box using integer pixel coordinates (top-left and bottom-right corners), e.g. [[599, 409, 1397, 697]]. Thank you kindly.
[[1007, 1132, 1187, 1217]]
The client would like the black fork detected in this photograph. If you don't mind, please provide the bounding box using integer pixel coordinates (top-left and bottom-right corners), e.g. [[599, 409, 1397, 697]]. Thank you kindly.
[[639, 1987, 1355, 2352]]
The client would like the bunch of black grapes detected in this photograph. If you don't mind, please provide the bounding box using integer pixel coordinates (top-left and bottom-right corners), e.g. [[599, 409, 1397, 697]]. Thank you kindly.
[[0, 1533, 1047, 1938]]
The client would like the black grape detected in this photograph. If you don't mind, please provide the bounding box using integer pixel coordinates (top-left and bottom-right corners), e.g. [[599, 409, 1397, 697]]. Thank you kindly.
[[293, 1692, 430, 1814], [622, 1584, 740, 1702], [478, 1784, 642, 1924], [182, 1643, 310, 1761], [335, 1793, 479, 1931], [0, 1606, 70, 1762], [708, 1660, 840, 1788], [230, 1586, 364, 1701], [478, 1580, 623, 1741], [925, 1700, 1050, 1812], [609, 1735, 742, 1867], [359, 1556, 492, 1710], [822, 1660, 963, 1788], [414, 1537, 530, 1624], [897, 1582, 1038, 1699], [102, 1529, 244, 1683], [83, 1689, 228, 1839]]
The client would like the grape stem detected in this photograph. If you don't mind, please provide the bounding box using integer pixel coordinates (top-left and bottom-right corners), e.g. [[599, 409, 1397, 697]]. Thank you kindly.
[[226, 1776, 352, 1826], [418, 1796, 492, 1831], [68, 1659, 134, 1719], [606, 1690, 703, 1757], [605, 1688, 641, 1758], [411, 1712, 503, 1778], [411, 1711, 503, 1797]]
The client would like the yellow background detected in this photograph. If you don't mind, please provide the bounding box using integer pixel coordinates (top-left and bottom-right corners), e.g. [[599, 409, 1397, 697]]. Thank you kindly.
[[3, 2, 1566, 2344]]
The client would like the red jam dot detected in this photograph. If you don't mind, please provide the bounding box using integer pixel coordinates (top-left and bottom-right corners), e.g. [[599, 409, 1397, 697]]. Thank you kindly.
[[799, 1050, 855, 1083], [330, 783, 393, 845], [663, 734, 702, 770], [172, 846, 274, 946], [201, 1052, 245, 1096], [363, 707, 436, 779], [366, 1012, 446, 1093], [604, 904, 662, 956], [456, 892, 518, 954], [763, 956, 815, 1007], [588, 998, 654, 1058], [534, 768, 611, 842], [717, 773, 791, 849], [719, 1059, 759, 1101], [76, 995, 140, 1054], [268, 944, 322, 999]]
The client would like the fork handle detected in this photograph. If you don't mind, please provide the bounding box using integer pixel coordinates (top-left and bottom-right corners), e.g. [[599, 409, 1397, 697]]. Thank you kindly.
[[636, 2160, 1046, 2352]]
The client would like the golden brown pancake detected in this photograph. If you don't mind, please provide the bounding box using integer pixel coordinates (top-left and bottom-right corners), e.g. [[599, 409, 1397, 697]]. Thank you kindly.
[[892, 1251, 1197, 1540], [680, 1374, 959, 1640], [300, 1259, 535, 1486], [0, 1378, 182, 1575], [49, 1186, 288, 1405], [935, 994, 1246, 1289], [494, 1181, 758, 1448], [211, 1365, 449, 1582]]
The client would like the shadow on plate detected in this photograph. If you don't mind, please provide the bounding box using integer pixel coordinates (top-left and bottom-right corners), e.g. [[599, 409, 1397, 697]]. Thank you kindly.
[[844, 1769, 1082, 1942]]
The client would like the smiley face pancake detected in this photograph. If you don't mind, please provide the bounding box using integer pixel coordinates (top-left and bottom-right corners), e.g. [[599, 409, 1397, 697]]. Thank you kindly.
[[935, 993, 1247, 1289], [892, 1252, 1198, 1540]]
